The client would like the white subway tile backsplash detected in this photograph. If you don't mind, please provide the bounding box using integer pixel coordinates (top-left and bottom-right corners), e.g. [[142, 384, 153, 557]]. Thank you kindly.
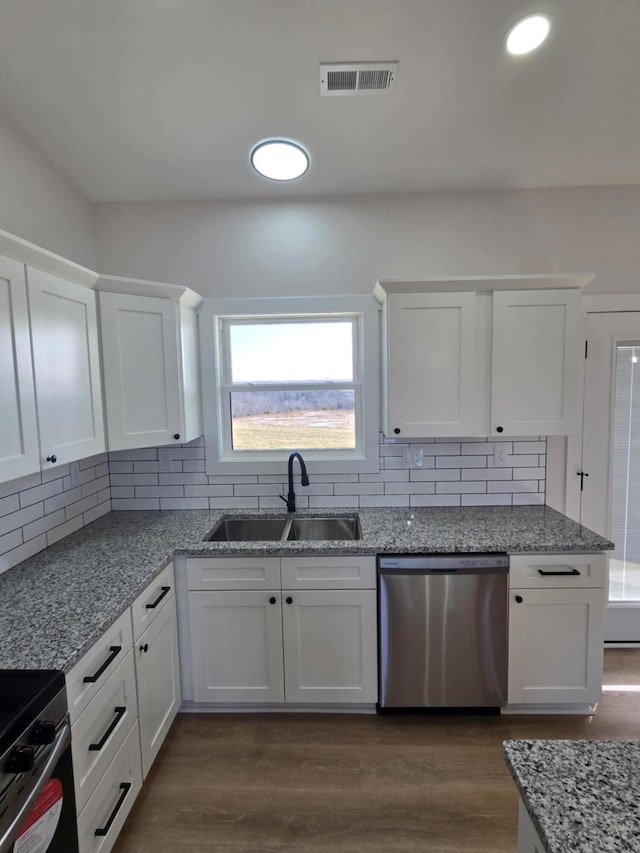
[[0, 433, 547, 574], [462, 494, 512, 506], [0, 503, 44, 537], [0, 495, 19, 516], [436, 456, 487, 469], [111, 498, 160, 510], [411, 494, 460, 507], [19, 480, 64, 508]]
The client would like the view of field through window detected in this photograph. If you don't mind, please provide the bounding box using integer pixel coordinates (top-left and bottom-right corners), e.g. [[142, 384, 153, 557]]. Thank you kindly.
[[228, 320, 356, 450]]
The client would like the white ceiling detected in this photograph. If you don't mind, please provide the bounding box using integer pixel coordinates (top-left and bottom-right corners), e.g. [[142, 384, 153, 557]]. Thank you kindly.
[[1, 0, 639, 203]]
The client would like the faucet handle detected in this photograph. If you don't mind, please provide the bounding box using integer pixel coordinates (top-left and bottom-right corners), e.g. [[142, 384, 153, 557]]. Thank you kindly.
[[278, 494, 288, 506]]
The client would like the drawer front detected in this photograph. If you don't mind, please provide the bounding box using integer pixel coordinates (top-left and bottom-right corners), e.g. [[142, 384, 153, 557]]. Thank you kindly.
[[72, 649, 138, 813], [67, 609, 133, 724], [131, 561, 175, 642], [281, 556, 376, 589], [509, 553, 607, 589], [186, 556, 280, 590], [77, 721, 142, 853]]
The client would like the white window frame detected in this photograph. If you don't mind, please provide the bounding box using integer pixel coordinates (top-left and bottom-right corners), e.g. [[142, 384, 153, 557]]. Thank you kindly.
[[199, 296, 380, 475]]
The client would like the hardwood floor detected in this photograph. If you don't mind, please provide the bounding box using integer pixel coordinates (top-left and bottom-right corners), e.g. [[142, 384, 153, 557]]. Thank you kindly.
[[113, 649, 640, 853]]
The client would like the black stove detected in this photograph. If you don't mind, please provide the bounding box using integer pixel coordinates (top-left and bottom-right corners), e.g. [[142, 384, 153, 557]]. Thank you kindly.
[[0, 670, 78, 853]]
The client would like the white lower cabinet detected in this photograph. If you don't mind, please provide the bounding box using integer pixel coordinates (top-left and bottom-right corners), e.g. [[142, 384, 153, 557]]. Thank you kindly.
[[134, 584, 181, 777], [282, 589, 377, 703], [76, 722, 143, 853], [187, 555, 377, 706], [516, 798, 548, 853], [68, 563, 180, 852], [507, 553, 606, 709], [189, 590, 285, 702]]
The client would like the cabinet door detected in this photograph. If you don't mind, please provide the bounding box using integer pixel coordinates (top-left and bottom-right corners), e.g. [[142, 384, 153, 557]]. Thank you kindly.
[[508, 587, 604, 705], [282, 589, 377, 704], [491, 289, 582, 436], [99, 291, 183, 450], [135, 595, 181, 778], [189, 590, 284, 703], [27, 267, 105, 466], [0, 256, 39, 481], [385, 292, 480, 437]]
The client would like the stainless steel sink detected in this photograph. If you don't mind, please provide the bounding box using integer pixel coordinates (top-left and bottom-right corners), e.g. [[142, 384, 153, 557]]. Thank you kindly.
[[286, 516, 361, 541], [206, 516, 289, 541], [205, 514, 361, 542]]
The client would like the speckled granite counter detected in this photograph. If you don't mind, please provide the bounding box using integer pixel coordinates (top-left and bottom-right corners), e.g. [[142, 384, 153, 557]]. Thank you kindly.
[[0, 505, 612, 673], [504, 739, 640, 852]]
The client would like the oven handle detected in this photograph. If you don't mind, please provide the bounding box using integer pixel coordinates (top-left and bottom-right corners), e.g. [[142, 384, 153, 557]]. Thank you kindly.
[[0, 722, 71, 853]]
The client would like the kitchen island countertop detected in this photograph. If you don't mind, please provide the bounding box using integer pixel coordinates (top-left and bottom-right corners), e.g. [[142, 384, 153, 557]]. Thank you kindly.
[[504, 738, 640, 852], [0, 505, 612, 672]]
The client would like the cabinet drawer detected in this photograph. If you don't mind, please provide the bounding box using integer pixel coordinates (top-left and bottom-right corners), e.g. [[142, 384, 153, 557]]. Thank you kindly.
[[509, 553, 607, 589], [67, 609, 133, 723], [72, 649, 138, 812], [281, 556, 376, 589], [77, 721, 142, 853], [186, 556, 280, 590], [131, 561, 175, 641]]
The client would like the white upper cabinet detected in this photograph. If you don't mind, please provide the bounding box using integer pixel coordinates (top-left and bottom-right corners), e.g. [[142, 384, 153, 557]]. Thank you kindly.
[[377, 281, 584, 438], [0, 256, 40, 481], [382, 292, 481, 438], [27, 266, 105, 467], [97, 280, 202, 451], [491, 289, 582, 436]]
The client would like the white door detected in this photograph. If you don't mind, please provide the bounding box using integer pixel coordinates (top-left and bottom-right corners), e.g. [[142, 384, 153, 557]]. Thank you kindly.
[[281, 589, 377, 703], [188, 590, 285, 703], [27, 267, 105, 466], [581, 312, 640, 642], [385, 291, 481, 437], [99, 292, 183, 450], [135, 596, 181, 778], [508, 586, 604, 705], [491, 289, 582, 436], [0, 256, 40, 481]]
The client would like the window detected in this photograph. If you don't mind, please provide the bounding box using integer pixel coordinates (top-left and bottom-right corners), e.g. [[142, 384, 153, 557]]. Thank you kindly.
[[199, 296, 380, 475]]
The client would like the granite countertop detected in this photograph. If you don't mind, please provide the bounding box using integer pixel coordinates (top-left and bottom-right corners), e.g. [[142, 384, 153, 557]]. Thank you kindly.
[[504, 739, 640, 852], [0, 505, 612, 673]]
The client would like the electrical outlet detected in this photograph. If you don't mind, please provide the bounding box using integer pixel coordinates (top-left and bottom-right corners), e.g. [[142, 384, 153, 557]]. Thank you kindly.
[[405, 448, 425, 468], [493, 443, 509, 467], [69, 461, 81, 486], [158, 448, 174, 473]]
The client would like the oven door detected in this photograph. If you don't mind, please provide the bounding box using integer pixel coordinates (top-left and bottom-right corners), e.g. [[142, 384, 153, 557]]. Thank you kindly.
[[1, 723, 79, 853]]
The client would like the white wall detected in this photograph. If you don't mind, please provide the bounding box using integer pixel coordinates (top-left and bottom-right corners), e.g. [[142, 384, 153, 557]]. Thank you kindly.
[[0, 113, 96, 268], [94, 187, 640, 298]]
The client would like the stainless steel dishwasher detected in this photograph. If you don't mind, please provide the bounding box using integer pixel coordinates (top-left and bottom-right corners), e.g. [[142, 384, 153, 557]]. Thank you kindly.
[[378, 553, 509, 711]]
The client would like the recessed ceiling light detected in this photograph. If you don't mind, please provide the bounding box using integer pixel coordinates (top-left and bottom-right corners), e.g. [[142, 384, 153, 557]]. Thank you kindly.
[[505, 14, 551, 56], [250, 139, 310, 181]]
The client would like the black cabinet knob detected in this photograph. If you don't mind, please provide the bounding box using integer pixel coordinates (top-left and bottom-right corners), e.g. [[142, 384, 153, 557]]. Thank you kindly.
[[286, 596, 293, 605], [515, 595, 523, 604], [46, 455, 57, 463], [394, 428, 401, 435], [7, 744, 35, 773], [495, 426, 504, 434], [269, 596, 276, 605], [173, 433, 180, 441], [31, 720, 56, 745], [139, 643, 149, 653]]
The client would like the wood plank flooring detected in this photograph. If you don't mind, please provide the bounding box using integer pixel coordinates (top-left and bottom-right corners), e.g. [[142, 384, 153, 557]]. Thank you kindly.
[[113, 649, 640, 853]]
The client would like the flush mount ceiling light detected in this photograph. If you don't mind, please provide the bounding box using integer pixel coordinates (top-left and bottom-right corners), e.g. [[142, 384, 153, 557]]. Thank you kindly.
[[250, 139, 309, 181], [505, 14, 551, 55]]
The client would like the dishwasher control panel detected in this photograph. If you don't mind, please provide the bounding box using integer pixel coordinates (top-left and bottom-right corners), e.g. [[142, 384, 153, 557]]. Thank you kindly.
[[377, 553, 509, 572]]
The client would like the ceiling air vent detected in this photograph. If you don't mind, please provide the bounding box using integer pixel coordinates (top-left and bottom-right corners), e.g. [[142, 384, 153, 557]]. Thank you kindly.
[[320, 62, 398, 96]]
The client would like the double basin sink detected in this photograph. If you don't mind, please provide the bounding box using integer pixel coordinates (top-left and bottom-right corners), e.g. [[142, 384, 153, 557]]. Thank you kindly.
[[207, 515, 361, 542]]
